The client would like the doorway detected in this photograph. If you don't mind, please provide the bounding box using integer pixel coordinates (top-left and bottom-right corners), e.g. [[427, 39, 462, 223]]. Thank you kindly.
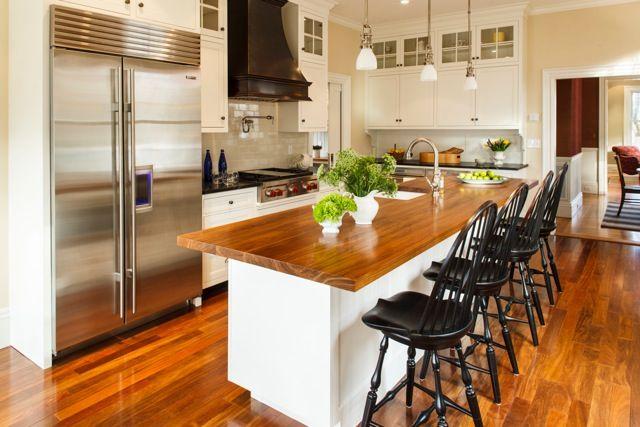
[[543, 65, 640, 245], [311, 73, 351, 166]]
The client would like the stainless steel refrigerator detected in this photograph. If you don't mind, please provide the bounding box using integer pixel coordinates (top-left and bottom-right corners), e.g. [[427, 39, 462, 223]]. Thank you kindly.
[[52, 48, 202, 354]]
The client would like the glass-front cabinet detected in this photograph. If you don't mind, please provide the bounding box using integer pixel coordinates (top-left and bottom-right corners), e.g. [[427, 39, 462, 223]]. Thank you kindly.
[[476, 23, 517, 63], [300, 12, 326, 62], [403, 36, 428, 68], [439, 29, 471, 67], [372, 40, 398, 69], [200, 0, 226, 38]]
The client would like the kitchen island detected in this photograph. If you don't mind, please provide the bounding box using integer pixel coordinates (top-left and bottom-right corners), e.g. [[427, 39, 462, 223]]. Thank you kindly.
[[178, 177, 536, 426]]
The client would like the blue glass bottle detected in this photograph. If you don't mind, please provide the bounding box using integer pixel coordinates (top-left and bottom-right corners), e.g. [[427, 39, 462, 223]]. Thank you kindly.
[[203, 149, 213, 185], [218, 149, 228, 177]]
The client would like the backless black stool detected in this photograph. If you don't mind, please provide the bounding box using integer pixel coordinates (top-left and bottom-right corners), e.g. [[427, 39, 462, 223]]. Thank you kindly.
[[498, 171, 554, 346], [527, 163, 569, 306], [420, 183, 529, 404], [360, 202, 497, 427]]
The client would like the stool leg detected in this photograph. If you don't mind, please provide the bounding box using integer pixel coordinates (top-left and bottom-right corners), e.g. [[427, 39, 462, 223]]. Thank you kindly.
[[518, 261, 539, 346], [494, 295, 519, 374], [406, 346, 416, 408], [431, 352, 448, 427], [419, 350, 431, 381], [455, 344, 483, 427], [544, 236, 562, 293], [538, 240, 555, 306], [481, 297, 501, 404], [525, 261, 545, 326], [361, 336, 389, 426]]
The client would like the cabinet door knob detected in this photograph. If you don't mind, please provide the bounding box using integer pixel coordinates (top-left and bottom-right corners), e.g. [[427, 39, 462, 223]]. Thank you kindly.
[[221, 116, 226, 120], [301, 119, 306, 123], [301, 47, 306, 51], [221, 27, 225, 31], [138, 2, 144, 7], [228, 200, 234, 205], [124, 0, 130, 4]]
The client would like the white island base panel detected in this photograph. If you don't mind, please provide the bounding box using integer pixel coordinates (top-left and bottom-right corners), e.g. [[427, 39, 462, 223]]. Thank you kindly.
[[227, 234, 457, 427]]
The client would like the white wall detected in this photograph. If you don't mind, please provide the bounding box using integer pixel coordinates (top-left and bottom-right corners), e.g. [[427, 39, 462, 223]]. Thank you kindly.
[[8, 0, 52, 368], [0, 0, 10, 348]]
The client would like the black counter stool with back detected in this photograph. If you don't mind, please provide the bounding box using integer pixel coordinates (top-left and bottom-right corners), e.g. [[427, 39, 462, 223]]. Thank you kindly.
[[360, 201, 497, 427], [420, 183, 530, 404], [497, 171, 554, 346], [526, 163, 569, 306]]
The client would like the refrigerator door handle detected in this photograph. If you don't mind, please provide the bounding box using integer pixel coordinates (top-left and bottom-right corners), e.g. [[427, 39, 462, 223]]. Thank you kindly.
[[125, 68, 137, 315], [113, 66, 125, 320]]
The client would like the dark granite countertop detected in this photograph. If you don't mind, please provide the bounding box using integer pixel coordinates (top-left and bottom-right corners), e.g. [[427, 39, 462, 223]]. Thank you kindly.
[[203, 181, 259, 195], [377, 158, 528, 171]]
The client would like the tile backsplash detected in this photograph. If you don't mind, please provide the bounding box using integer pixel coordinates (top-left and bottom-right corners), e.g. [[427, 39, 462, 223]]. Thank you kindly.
[[371, 129, 525, 164], [202, 101, 310, 173]]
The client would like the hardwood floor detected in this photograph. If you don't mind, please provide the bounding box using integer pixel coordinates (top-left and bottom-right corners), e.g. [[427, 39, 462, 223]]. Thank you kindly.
[[0, 237, 638, 426], [556, 179, 640, 246]]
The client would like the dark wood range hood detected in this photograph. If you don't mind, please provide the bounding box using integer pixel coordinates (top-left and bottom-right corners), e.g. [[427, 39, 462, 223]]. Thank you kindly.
[[228, 0, 312, 102]]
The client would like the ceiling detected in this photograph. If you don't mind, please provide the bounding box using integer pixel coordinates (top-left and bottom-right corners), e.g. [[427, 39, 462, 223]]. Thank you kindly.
[[330, 0, 617, 25]]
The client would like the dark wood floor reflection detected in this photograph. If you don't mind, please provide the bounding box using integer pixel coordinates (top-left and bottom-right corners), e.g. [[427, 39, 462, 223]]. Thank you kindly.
[[0, 237, 638, 426]]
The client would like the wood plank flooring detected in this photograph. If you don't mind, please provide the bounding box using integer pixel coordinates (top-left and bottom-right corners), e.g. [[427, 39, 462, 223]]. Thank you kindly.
[[0, 237, 638, 426]]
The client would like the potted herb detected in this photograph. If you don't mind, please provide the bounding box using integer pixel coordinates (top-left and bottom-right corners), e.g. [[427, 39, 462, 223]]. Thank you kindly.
[[313, 193, 357, 234], [484, 138, 512, 165], [317, 149, 398, 225], [312, 144, 323, 159]]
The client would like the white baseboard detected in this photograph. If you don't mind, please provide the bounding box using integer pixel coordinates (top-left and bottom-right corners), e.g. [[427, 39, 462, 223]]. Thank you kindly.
[[0, 308, 9, 349], [582, 181, 599, 194], [558, 192, 583, 218]]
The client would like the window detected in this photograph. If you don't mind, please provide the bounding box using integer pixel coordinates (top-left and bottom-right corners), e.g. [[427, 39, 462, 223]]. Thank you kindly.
[[624, 87, 640, 147]]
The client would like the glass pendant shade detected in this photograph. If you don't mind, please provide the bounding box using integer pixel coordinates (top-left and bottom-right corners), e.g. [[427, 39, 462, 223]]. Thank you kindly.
[[464, 75, 478, 91], [420, 63, 437, 81], [356, 47, 377, 70]]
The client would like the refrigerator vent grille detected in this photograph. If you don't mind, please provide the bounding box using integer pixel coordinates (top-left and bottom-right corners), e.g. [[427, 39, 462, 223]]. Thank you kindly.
[[51, 5, 200, 66]]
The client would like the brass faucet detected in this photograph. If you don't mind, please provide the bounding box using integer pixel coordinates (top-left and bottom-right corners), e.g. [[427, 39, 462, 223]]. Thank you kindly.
[[405, 137, 442, 194]]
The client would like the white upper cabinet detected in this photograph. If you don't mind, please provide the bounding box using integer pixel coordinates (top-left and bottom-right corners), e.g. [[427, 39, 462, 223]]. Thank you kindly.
[[367, 75, 399, 127], [399, 73, 435, 127], [438, 28, 472, 69], [135, 0, 199, 30], [201, 39, 228, 132], [200, 0, 226, 39], [372, 39, 399, 70], [436, 70, 476, 127], [475, 65, 518, 127], [55, 0, 200, 32], [58, 0, 131, 15], [301, 12, 327, 63], [475, 23, 517, 65], [280, 61, 328, 132], [436, 66, 518, 128], [367, 73, 434, 128]]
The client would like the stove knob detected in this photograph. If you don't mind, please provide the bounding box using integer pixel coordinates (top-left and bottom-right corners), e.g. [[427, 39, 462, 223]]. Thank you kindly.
[[289, 185, 299, 193], [275, 189, 283, 196], [265, 189, 275, 197], [301, 183, 308, 190]]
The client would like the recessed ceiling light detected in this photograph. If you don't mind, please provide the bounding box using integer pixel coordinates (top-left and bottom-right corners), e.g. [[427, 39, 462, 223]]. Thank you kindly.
[[400, 0, 410, 4]]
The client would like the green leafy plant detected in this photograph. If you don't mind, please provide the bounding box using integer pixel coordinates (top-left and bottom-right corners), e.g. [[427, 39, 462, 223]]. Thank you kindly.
[[313, 193, 357, 224], [484, 138, 512, 152], [317, 149, 398, 197]]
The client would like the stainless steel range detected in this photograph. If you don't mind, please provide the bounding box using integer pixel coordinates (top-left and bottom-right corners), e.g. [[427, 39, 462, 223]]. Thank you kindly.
[[238, 168, 319, 203]]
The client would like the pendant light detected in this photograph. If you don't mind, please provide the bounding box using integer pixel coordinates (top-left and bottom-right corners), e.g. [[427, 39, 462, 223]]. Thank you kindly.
[[356, 0, 377, 71], [464, 0, 478, 91], [420, 0, 437, 81]]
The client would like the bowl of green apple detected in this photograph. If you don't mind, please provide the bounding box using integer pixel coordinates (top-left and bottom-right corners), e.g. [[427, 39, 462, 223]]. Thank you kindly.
[[458, 170, 507, 185]]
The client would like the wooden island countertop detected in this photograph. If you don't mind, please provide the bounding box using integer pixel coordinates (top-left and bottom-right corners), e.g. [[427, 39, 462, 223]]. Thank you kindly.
[[178, 177, 537, 292]]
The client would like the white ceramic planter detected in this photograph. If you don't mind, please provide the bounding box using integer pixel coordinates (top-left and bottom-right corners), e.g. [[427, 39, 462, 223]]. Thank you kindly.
[[493, 151, 506, 165], [351, 191, 379, 225], [320, 214, 344, 234]]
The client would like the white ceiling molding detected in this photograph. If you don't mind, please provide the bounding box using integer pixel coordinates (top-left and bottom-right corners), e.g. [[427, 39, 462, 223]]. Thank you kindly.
[[529, 0, 639, 15], [328, 12, 361, 31]]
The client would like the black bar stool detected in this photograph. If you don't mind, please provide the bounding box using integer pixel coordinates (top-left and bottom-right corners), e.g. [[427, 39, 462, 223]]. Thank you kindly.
[[528, 163, 569, 305], [360, 202, 497, 427], [498, 171, 554, 346], [420, 183, 529, 404]]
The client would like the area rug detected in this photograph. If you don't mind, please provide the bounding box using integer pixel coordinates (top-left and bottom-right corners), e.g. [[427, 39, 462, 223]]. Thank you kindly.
[[601, 202, 640, 231]]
